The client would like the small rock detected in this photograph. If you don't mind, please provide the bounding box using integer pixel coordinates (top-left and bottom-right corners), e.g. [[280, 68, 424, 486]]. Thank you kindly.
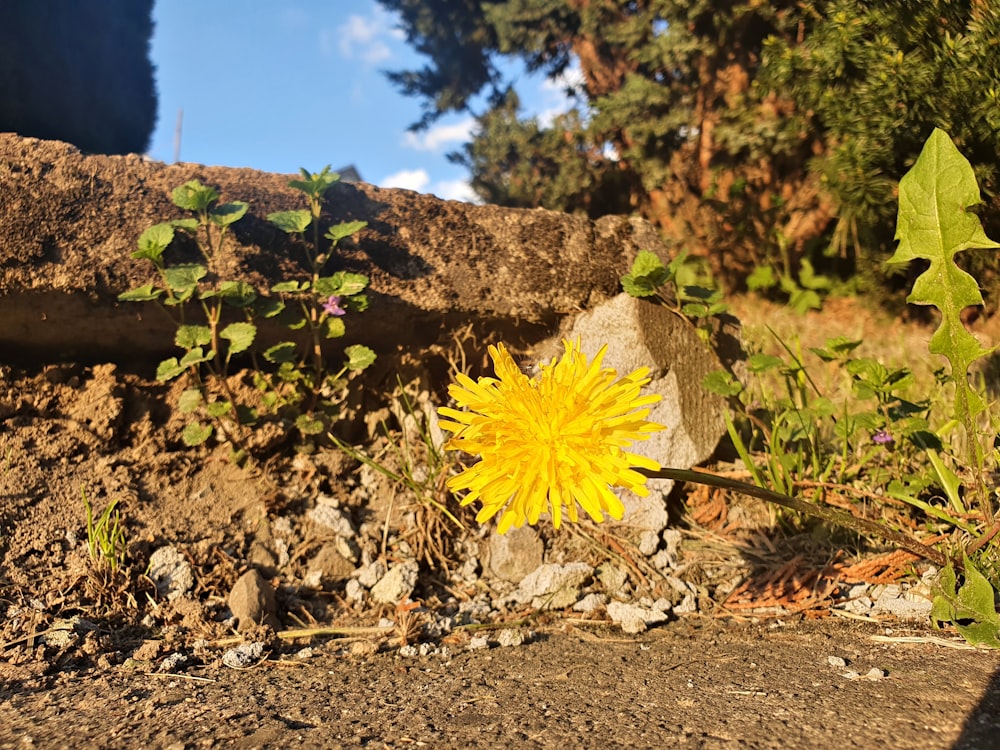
[[828, 655, 848, 668], [350, 640, 379, 657], [228, 569, 281, 631], [157, 652, 188, 673], [222, 641, 265, 668], [307, 544, 355, 586], [673, 593, 698, 615], [468, 635, 490, 650], [489, 525, 545, 583], [308, 504, 356, 537], [606, 601, 669, 634], [246, 540, 278, 576], [356, 559, 387, 589], [497, 629, 525, 647], [843, 667, 887, 681], [514, 562, 593, 609], [344, 578, 365, 603], [148, 546, 194, 601], [869, 583, 932, 622], [651, 598, 672, 613], [573, 593, 607, 613], [398, 644, 419, 658], [371, 560, 420, 604], [596, 563, 628, 596]]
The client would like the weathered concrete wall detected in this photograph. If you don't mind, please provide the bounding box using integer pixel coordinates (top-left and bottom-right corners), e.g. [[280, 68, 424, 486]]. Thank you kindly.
[[0, 134, 667, 362]]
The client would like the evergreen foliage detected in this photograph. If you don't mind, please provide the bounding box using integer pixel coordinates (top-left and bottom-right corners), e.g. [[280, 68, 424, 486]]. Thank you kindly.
[[0, 0, 157, 155], [378, 0, 1000, 291]]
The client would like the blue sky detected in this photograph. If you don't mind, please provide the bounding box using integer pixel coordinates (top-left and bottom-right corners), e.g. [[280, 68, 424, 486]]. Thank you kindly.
[[148, 1, 579, 202]]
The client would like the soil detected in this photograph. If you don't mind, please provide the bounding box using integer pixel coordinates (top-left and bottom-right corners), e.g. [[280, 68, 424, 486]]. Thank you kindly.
[[3, 295, 1000, 749]]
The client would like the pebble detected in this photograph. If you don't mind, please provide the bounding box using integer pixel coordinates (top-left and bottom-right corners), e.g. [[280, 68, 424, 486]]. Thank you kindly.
[[147, 546, 194, 601], [573, 593, 607, 613], [513, 562, 593, 609], [467, 635, 489, 650], [371, 560, 420, 604], [496, 629, 525, 647], [222, 641, 265, 668], [606, 601, 669, 634], [228, 569, 281, 631]]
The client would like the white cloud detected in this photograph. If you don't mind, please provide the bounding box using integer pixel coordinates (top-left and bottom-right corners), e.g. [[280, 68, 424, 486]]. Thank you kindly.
[[432, 179, 479, 203], [534, 58, 586, 126], [335, 13, 394, 64], [402, 118, 475, 152], [379, 169, 430, 192]]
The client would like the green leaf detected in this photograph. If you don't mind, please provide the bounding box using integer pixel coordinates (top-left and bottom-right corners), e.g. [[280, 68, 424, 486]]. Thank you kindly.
[[747, 353, 784, 374], [180, 346, 213, 367], [289, 166, 339, 198], [218, 280, 257, 307], [889, 128, 999, 420], [788, 288, 822, 315], [172, 180, 218, 212], [156, 357, 186, 382], [264, 341, 297, 364], [621, 250, 669, 297], [178, 388, 203, 414], [798, 258, 832, 291], [345, 344, 376, 371], [182, 422, 213, 446], [176, 325, 212, 349], [171, 218, 200, 231], [295, 413, 325, 435], [346, 293, 369, 312], [133, 223, 175, 262], [931, 556, 1000, 648], [811, 336, 862, 361], [271, 280, 308, 293], [746, 265, 777, 291], [315, 272, 369, 297], [205, 400, 232, 418], [275, 361, 303, 383], [324, 220, 368, 244], [324, 316, 346, 339], [118, 284, 163, 303], [236, 405, 258, 425], [163, 264, 207, 297], [209, 202, 249, 228], [255, 296, 286, 318], [268, 210, 312, 234], [702, 369, 743, 398], [221, 322, 256, 354]]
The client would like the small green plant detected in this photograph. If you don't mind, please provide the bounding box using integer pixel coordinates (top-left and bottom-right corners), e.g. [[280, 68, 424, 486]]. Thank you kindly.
[[331, 380, 469, 568], [624, 128, 1000, 647], [930, 554, 1000, 648], [621, 249, 727, 340], [887, 128, 1000, 642], [119, 167, 376, 459], [84, 488, 126, 573]]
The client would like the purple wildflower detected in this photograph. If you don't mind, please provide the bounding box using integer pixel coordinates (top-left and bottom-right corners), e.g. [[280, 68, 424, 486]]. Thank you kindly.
[[872, 429, 894, 445], [322, 295, 346, 316]]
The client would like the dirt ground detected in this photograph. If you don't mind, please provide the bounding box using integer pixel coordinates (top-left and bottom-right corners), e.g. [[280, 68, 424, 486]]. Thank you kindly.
[[2, 620, 998, 749], [3, 295, 1000, 748]]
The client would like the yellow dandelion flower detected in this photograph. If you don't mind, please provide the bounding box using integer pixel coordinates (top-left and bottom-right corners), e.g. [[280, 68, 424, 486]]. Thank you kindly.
[[438, 339, 665, 534]]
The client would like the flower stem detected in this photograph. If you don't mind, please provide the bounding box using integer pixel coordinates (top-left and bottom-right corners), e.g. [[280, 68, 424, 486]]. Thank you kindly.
[[644, 467, 948, 567]]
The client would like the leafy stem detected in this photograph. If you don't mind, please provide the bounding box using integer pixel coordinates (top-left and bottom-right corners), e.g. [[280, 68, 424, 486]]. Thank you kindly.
[[646, 467, 947, 567]]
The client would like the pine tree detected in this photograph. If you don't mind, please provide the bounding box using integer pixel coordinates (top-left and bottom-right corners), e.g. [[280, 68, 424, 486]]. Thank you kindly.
[[379, 0, 1000, 291]]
